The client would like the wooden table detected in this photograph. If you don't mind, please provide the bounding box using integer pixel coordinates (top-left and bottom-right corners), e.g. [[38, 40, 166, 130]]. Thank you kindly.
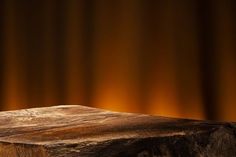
[[0, 105, 235, 157]]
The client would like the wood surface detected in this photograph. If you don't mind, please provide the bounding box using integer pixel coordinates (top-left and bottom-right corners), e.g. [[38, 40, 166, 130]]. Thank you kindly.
[[0, 105, 235, 157]]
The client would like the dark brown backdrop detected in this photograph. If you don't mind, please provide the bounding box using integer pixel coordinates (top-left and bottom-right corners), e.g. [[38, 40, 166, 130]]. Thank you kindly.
[[0, 0, 236, 121]]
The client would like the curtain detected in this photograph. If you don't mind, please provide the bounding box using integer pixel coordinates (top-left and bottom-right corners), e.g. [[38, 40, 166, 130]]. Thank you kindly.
[[0, 0, 236, 121]]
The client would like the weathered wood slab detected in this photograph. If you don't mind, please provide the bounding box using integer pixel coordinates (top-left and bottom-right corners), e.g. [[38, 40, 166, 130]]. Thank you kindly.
[[0, 105, 235, 157]]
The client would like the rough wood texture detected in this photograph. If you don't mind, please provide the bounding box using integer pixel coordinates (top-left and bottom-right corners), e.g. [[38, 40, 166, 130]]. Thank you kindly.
[[0, 105, 235, 157]]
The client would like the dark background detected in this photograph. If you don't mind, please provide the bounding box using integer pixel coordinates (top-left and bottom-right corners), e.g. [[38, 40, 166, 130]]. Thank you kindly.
[[0, 0, 236, 121]]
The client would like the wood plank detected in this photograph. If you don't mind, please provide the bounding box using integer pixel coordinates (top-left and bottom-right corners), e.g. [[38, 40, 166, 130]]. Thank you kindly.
[[0, 105, 235, 157]]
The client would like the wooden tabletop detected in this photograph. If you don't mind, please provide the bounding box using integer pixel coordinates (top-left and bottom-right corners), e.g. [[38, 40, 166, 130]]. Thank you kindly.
[[0, 105, 235, 157]]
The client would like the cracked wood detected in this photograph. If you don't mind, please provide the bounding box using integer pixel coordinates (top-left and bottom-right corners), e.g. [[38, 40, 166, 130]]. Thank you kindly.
[[0, 105, 235, 157]]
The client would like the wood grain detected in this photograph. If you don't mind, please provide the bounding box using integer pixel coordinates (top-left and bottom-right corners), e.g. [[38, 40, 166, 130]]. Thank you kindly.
[[0, 105, 235, 157]]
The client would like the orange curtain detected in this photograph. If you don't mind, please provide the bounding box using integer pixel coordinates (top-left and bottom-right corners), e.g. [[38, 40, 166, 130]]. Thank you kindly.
[[0, 0, 236, 121]]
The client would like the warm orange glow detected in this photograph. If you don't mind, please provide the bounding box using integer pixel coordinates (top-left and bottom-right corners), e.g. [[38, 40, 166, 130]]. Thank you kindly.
[[0, 0, 236, 121]]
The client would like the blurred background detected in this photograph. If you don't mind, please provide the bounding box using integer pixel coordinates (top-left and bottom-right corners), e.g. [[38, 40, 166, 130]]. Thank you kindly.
[[0, 0, 236, 121]]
